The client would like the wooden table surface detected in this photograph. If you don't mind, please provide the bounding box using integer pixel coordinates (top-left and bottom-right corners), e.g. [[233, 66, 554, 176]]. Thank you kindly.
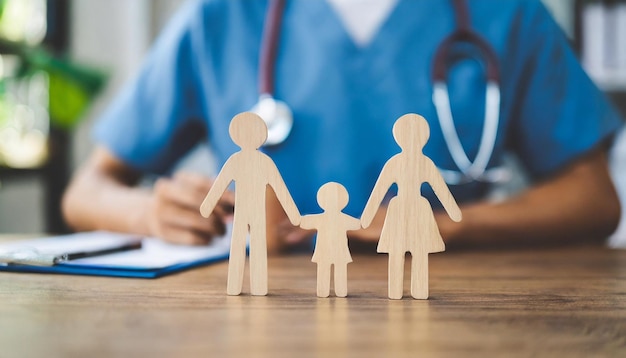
[[1, 237, 625, 358]]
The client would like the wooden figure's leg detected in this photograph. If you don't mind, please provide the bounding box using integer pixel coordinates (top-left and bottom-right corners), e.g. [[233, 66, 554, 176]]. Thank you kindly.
[[334, 263, 348, 298], [388, 253, 404, 300], [249, 222, 268, 296], [317, 264, 331, 298], [227, 223, 247, 296], [410, 254, 428, 299]]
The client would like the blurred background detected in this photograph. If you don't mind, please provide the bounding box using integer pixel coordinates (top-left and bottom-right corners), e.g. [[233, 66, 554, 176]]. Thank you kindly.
[[0, 0, 624, 234]]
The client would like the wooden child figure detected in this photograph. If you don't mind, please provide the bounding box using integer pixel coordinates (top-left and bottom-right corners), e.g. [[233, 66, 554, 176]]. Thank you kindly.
[[300, 182, 360, 298], [200, 112, 300, 296], [361, 114, 462, 300]]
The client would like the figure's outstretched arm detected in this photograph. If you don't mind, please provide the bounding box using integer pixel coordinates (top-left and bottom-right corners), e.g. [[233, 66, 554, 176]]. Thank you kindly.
[[346, 216, 362, 231], [361, 162, 394, 228], [427, 160, 462, 222], [268, 164, 301, 226], [299, 215, 317, 231], [200, 159, 235, 218]]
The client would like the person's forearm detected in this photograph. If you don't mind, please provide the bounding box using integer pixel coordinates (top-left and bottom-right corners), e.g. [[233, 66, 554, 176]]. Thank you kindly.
[[442, 149, 620, 247], [62, 167, 152, 235], [231, 148, 621, 251]]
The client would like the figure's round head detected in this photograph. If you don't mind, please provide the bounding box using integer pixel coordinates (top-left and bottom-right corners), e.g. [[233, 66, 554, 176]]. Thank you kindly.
[[392, 114, 430, 150], [229, 112, 268, 149], [317, 182, 349, 211]]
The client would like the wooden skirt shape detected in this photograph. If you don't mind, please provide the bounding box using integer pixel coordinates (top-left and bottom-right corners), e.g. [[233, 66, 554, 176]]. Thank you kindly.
[[377, 196, 445, 255]]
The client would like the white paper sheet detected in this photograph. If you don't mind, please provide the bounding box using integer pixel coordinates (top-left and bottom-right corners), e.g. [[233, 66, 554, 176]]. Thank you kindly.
[[67, 233, 231, 269], [0, 227, 231, 269]]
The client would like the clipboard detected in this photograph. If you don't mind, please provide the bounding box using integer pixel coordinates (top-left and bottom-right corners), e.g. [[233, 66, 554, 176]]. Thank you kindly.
[[0, 230, 231, 279]]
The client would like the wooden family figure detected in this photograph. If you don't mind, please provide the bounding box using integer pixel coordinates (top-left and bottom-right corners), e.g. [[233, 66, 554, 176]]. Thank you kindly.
[[301, 182, 360, 298], [200, 112, 461, 300], [199, 112, 301, 296], [361, 114, 462, 299]]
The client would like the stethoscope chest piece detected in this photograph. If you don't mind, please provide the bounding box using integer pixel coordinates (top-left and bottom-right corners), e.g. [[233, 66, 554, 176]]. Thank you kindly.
[[252, 94, 294, 146]]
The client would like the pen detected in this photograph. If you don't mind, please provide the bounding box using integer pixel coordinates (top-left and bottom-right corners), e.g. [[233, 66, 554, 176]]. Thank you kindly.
[[0, 240, 143, 267], [64, 240, 142, 260]]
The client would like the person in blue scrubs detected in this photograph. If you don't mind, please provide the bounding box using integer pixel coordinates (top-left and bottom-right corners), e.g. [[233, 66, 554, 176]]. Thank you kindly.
[[63, 0, 623, 251]]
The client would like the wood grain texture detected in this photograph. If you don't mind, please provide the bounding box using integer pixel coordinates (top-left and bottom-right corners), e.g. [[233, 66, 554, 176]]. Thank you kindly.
[[301, 182, 360, 298], [1, 237, 625, 358], [199, 112, 300, 296], [362, 114, 462, 300]]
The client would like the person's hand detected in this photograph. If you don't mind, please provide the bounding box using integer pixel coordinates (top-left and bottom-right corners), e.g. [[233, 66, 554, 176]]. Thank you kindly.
[[146, 171, 234, 245]]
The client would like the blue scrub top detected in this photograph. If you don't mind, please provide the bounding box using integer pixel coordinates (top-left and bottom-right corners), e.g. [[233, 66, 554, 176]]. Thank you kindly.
[[94, 0, 623, 217]]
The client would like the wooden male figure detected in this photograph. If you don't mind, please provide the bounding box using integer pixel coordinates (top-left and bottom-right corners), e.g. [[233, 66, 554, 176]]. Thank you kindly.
[[200, 112, 300, 296], [361, 114, 462, 299]]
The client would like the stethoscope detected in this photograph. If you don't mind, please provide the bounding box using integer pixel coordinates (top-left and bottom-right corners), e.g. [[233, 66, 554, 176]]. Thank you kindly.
[[251, 0, 510, 184], [251, 0, 292, 146]]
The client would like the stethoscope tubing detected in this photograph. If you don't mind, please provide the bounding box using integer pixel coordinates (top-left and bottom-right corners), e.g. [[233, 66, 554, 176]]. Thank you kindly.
[[253, 0, 508, 184], [431, 0, 506, 184], [258, 0, 286, 96], [433, 82, 506, 184]]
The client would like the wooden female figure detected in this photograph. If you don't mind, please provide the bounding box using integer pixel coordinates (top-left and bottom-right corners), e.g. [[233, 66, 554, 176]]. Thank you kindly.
[[361, 114, 462, 299]]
